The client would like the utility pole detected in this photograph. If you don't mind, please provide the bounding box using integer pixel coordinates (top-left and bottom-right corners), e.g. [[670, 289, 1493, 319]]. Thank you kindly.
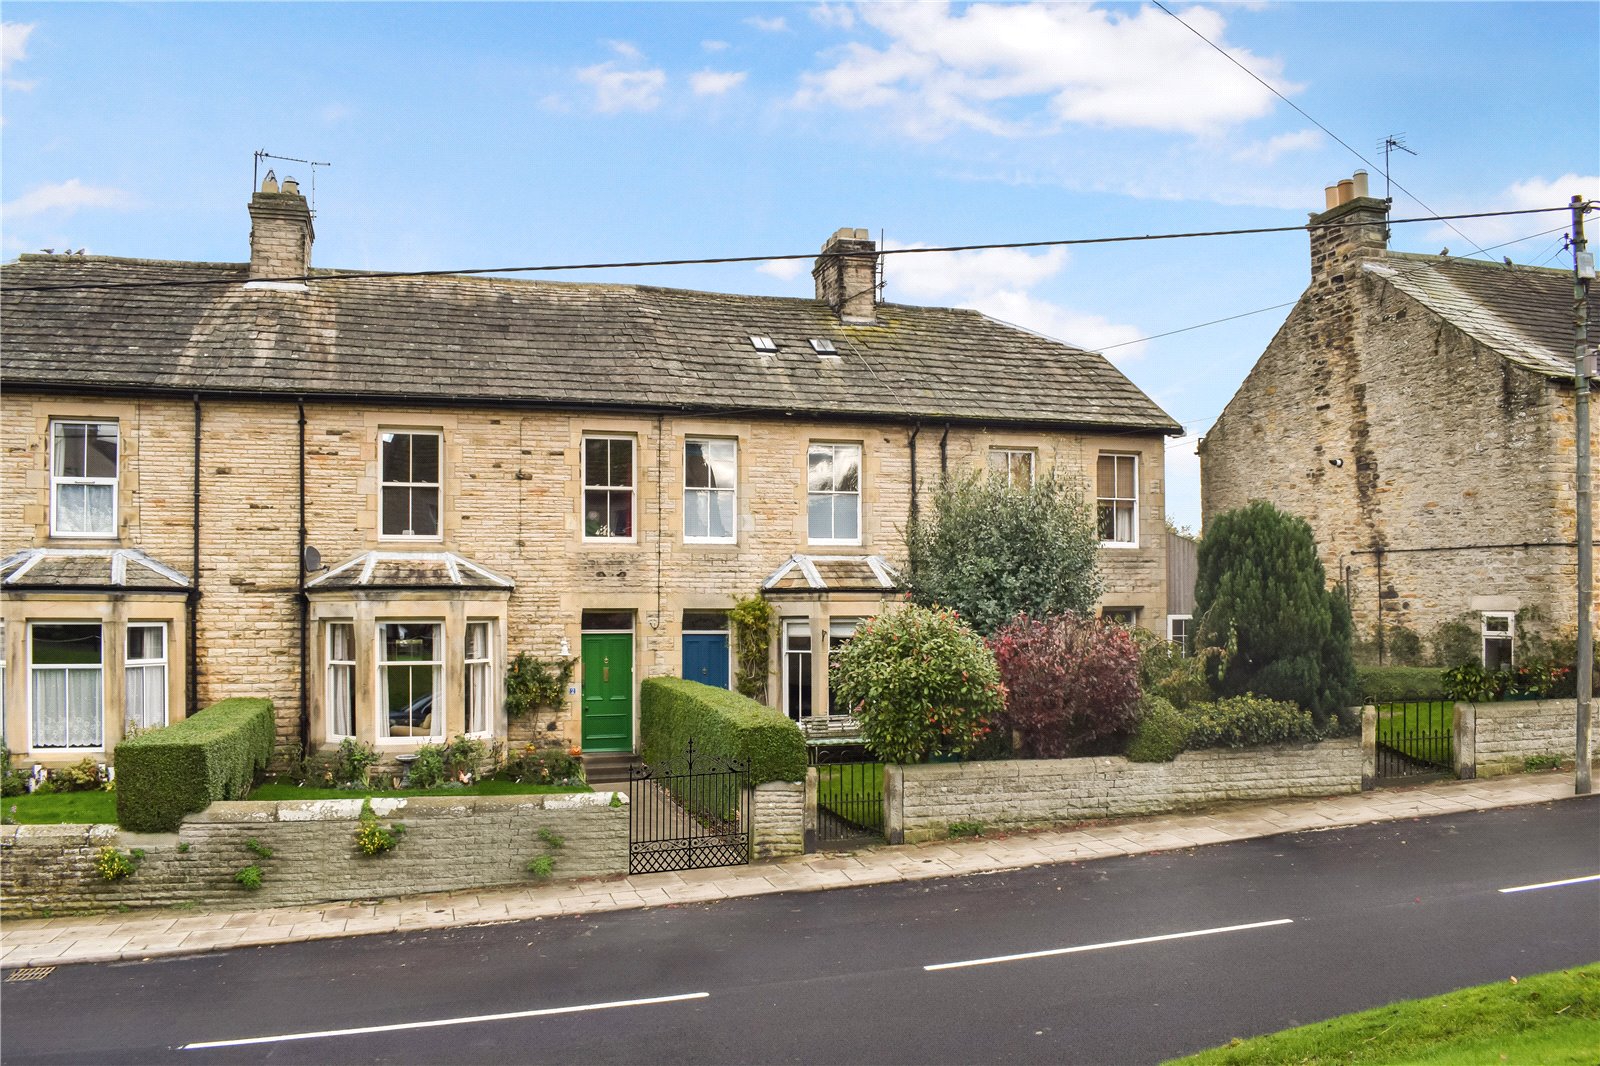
[[1573, 195, 1593, 796]]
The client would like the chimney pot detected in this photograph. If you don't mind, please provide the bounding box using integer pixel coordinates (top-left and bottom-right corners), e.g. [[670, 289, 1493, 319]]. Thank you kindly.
[[1352, 170, 1369, 198], [261, 170, 280, 194], [281, 177, 300, 196], [1337, 178, 1355, 204], [1324, 185, 1339, 210]]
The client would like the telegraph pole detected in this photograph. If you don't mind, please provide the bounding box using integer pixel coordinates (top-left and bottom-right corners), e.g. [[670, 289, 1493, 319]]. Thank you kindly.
[[1573, 195, 1593, 795]]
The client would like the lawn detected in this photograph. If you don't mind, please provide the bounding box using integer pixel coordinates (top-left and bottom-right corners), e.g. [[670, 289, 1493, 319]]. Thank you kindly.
[[248, 779, 592, 801], [1167, 964, 1600, 1066], [816, 760, 884, 830], [1374, 700, 1454, 766], [3, 790, 118, 824]]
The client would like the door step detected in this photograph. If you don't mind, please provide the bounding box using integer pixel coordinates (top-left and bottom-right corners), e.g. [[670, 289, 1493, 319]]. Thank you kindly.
[[582, 751, 639, 785]]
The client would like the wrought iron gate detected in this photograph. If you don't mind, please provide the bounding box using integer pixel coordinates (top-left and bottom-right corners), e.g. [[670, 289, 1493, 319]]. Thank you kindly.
[[810, 744, 885, 847], [627, 740, 751, 875], [1373, 700, 1455, 782]]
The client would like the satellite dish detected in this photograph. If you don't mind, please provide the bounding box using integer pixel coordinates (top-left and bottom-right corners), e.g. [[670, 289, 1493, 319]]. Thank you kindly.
[[303, 545, 324, 573]]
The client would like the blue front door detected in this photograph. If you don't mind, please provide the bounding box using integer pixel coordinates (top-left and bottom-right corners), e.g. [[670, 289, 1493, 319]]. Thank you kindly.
[[682, 633, 730, 689]]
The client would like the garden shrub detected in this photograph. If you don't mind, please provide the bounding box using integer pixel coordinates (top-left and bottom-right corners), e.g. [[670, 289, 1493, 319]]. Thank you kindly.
[[1130, 627, 1214, 709], [497, 743, 585, 786], [0, 740, 25, 798], [906, 469, 1102, 636], [48, 758, 107, 793], [830, 604, 1004, 764], [407, 744, 449, 789], [1194, 501, 1359, 727], [989, 612, 1141, 758], [1184, 695, 1317, 749], [1357, 666, 1447, 703], [1125, 695, 1192, 763], [1428, 616, 1481, 667], [332, 737, 377, 788], [640, 677, 806, 784], [113, 697, 275, 833]]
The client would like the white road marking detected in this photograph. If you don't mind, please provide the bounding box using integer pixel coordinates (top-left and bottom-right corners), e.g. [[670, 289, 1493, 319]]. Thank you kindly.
[[924, 918, 1295, 972], [179, 991, 710, 1049], [1498, 873, 1600, 894]]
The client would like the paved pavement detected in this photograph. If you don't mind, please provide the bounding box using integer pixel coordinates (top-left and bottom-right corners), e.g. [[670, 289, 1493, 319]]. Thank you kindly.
[[0, 772, 1586, 970]]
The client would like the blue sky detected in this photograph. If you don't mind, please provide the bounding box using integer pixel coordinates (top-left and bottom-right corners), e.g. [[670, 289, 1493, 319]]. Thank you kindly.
[[4, 2, 1596, 531]]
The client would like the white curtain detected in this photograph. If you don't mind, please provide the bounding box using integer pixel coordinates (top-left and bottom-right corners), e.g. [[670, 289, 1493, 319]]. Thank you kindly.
[[327, 623, 355, 737], [34, 668, 102, 748], [465, 622, 491, 734], [55, 484, 114, 535], [125, 664, 166, 733]]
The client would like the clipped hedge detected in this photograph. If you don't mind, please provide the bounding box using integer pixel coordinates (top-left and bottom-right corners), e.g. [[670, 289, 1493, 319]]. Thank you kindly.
[[113, 698, 275, 832], [640, 678, 806, 785], [1125, 695, 1192, 763], [1357, 665, 1447, 703], [1186, 695, 1317, 749]]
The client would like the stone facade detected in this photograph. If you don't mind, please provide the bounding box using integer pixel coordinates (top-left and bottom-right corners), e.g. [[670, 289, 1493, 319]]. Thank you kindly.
[[1199, 178, 1590, 661], [0, 791, 626, 918], [886, 740, 1361, 843], [1, 393, 1170, 763]]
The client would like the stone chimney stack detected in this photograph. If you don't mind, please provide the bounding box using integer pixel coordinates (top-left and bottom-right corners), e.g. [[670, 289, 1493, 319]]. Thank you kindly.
[[1307, 169, 1387, 282], [813, 227, 878, 324], [248, 170, 314, 280]]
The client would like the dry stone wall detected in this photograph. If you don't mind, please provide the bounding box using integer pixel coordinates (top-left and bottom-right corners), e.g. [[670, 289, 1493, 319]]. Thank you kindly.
[[889, 740, 1361, 843], [0, 791, 626, 918]]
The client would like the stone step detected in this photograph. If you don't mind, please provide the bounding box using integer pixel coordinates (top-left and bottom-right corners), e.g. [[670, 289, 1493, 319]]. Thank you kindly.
[[581, 752, 639, 784]]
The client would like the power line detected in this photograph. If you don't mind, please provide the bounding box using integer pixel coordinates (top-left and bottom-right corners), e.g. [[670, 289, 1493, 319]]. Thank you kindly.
[[2, 206, 1576, 294]]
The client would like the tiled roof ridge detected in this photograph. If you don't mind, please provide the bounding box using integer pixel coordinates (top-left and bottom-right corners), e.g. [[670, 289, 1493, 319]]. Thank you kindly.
[[1381, 250, 1570, 279]]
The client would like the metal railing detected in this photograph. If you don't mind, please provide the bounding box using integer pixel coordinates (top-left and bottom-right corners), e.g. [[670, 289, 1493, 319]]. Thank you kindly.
[[1373, 700, 1455, 780], [810, 743, 884, 845], [627, 739, 751, 875]]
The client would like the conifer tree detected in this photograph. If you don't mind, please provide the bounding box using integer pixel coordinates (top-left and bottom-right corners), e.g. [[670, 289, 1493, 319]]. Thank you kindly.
[[1194, 501, 1358, 726]]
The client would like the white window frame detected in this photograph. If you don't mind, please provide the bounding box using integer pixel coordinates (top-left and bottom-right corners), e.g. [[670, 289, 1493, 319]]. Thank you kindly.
[[464, 620, 495, 737], [782, 619, 814, 721], [1101, 607, 1139, 628], [1097, 452, 1139, 548], [124, 623, 168, 735], [379, 430, 443, 540], [1481, 611, 1515, 672], [987, 448, 1036, 489], [378, 621, 444, 741], [326, 621, 357, 741], [826, 617, 864, 717], [683, 437, 738, 544], [582, 434, 637, 542], [28, 621, 104, 751], [1, 620, 7, 745], [1167, 614, 1193, 657], [807, 442, 863, 546], [49, 419, 119, 538]]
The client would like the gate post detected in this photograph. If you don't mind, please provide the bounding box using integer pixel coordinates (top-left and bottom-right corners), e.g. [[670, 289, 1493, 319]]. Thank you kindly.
[[803, 766, 818, 853], [883, 763, 904, 845], [1453, 702, 1477, 780], [1360, 706, 1376, 790]]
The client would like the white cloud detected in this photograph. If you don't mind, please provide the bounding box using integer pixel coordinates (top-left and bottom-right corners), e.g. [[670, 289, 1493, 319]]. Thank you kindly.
[[1233, 128, 1322, 164], [794, 2, 1294, 139], [690, 69, 747, 96], [745, 16, 789, 33], [3, 179, 133, 220], [605, 39, 643, 60], [701, 39, 730, 52], [3, 21, 36, 90], [758, 258, 809, 281], [1422, 172, 1598, 254], [882, 241, 1146, 361], [810, 4, 855, 29], [578, 61, 666, 113]]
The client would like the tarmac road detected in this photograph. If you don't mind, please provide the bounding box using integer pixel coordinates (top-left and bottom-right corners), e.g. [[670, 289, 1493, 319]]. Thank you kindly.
[[2, 797, 1596, 1065]]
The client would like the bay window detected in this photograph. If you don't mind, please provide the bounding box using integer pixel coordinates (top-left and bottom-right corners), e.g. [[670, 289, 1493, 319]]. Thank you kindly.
[[783, 619, 814, 721], [381, 621, 442, 739], [31, 623, 103, 749], [124, 623, 167, 734], [326, 622, 356, 739], [465, 621, 493, 735]]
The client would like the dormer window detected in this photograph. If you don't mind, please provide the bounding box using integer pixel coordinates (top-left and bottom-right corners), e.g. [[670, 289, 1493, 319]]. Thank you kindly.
[[749, 335, 778, 352]]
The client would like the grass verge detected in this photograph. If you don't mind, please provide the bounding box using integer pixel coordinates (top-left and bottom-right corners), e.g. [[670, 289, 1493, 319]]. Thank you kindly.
[[3, 790, 118, 824], [1166, 964, 1600, 1066]]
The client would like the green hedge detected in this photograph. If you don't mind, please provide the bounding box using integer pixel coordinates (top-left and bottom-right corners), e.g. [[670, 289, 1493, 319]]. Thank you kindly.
[[640, 678, 806, 785], [113, 698, 275, 832], [1125, 695, 1192, 763], [1357, 666, 1447, 703]]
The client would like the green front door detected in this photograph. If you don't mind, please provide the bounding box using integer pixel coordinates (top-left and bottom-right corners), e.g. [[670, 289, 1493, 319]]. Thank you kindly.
[[581, 632, 633, 752]]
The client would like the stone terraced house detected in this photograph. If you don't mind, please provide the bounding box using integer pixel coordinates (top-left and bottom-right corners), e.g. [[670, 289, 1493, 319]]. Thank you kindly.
[[1200, 171, 1592, 668], [1, 176, 1180, 768]]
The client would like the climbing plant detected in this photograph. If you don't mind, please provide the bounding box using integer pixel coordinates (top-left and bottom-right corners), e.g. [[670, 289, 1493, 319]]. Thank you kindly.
[[730, 595, 775, 702], [505, 653, 577, 719]]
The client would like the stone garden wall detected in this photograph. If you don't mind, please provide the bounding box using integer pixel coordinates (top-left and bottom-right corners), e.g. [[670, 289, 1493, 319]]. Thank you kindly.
[[0, 791, 627, 918], [887, 739, 1361, 843], [750, 781, 804, 859], [1463, 699, 1592, 777]]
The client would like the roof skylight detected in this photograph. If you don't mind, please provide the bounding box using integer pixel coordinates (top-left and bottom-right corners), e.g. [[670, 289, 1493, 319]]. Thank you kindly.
[[809, 338, 838, 354], [749, 335, 777, 352]]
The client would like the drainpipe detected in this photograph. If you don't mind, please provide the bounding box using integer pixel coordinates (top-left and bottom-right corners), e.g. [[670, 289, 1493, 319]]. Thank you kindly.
[[938, 424, 949, 481], [188, 395, 201, 718], [1374, 548, 1385, 667], [907, 423, 921, 526], [297, 401, 310, 756]]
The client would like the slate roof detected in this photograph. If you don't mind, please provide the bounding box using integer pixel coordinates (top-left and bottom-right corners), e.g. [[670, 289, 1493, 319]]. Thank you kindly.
[[762, 554, 901, 594], [0, 255, 1180, 433], [0, 548, 189, 591], [1364, 254, 1574, 378], [305, 551, 513, 591]]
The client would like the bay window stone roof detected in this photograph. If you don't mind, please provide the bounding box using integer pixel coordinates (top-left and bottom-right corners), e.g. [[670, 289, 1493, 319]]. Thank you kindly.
[[305, 551, 513, 591], [0, 548, 189, 591]]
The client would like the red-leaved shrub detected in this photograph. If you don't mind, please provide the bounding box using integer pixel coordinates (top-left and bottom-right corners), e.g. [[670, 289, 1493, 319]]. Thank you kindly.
[[989, 612, 1141, 758]]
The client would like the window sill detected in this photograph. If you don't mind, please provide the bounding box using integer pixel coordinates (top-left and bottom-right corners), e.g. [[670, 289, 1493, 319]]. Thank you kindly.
[[1100, 541, 1141, 550], [377, 535, 445, 544], [807, 540, 864, 548], [580, 538, 641, 548]]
